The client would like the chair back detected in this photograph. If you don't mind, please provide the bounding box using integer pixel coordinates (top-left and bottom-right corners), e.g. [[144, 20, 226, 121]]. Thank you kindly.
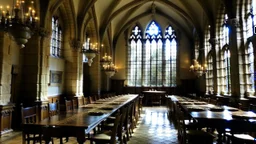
[[21, 104, 38, 124], [21, 104, 42, 143], [48, 101, 59, 117], [88, 96, 94, 104], [65, 100, 73, 112], [83, 97, 89, 105], [110, 113, 122, 144], [72, 99, 78, 109]]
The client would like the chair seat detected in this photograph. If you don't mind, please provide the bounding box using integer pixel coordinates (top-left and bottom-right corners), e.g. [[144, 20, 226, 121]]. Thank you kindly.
[[226, 133, 255, 141], [187, 130, 215, 139], [91, 130, 118, 142]]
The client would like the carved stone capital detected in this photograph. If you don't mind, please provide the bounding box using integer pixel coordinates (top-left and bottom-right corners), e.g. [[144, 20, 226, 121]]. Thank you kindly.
[[227, 18, 240, 28], [36, 27, 51, 37], [208, 38, 218, 46], [69, 39, 82, 50]]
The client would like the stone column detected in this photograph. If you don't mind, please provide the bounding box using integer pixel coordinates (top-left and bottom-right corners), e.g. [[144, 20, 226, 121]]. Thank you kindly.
[[19, 27, 50, 103], [66, 39, 83, 97], [227, 18, 240, 97], [209, 38, 218, 94], [37, 28, 51, 101], [89, 54, 101, 95], [0, 32, 12, 105], [0, 31, 15, 135]]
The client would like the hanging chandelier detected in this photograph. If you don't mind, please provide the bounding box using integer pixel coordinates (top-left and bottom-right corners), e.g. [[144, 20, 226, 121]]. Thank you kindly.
[[0, 0, 38, 48], [100, 53, 112, 68], [102, 62, 117, 77], [189, 59, 207, 77], [82, 38, 99, 66]]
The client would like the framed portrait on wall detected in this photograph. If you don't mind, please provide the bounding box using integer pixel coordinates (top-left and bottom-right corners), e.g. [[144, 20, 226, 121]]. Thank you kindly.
[[49, 70, 62, 85]]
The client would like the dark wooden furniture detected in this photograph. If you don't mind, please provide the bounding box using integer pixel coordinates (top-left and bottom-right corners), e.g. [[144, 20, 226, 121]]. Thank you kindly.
[[72, 99, 78, 109], [168, 95, 256, 144], [142, 90, 166, 106], [23, 94, 138, 144], [89, 113, 122, 144], [48, 102, 59, 117], [111, 79, 125, 95], [65, 100, 73, 111], [21, 104, 42, 144], [0, 104, 14, 135]]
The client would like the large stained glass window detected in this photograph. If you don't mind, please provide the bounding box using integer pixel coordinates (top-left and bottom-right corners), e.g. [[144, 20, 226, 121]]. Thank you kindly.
[[50, 17, 62, 57], [127, 21, 177, 87]]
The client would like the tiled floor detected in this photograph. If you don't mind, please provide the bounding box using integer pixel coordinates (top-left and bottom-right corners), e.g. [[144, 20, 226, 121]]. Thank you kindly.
[[0, 106, 178, 144]]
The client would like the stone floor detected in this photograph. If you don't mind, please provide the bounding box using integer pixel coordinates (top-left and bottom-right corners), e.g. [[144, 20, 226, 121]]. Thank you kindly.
[[0, 106, 179, 144]]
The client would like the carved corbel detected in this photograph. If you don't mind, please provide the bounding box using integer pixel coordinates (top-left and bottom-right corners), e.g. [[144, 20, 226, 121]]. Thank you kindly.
[[69, 39, 82, 50]]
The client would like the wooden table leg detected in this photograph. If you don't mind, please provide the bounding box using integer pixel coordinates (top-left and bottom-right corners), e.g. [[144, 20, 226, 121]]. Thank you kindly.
[[76, 128, 86, 144]]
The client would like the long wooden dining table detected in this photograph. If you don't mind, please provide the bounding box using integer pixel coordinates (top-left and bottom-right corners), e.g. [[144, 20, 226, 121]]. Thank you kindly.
[[23, 94, 139, 144], [167, 95, 256, 144]]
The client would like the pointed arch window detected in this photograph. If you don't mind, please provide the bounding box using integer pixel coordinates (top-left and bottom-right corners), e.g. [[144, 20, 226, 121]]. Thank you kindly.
[[247, 0, 256, 37], [247, 42, 255, 93], [223, 48, 231, 93], [127, 21, 177, 87], [50, 17, 63, 57], [127, 26, 142, 86], [206, 52, 213, 93], [223, 14, 229, 46]]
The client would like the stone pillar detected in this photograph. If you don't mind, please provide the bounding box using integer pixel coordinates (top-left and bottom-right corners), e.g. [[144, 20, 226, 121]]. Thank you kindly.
[[19, 27, 50, 103], [89, 54, 101, 95], [227, 18, 240, 97], [0, 32, 12, 105], [37, 28, 51, 101], [65, 39, 83, 97], [209, 38, 218, 94]]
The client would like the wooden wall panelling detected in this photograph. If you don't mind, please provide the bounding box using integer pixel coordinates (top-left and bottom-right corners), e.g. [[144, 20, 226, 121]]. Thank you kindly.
[[0, 104, 14, 135]]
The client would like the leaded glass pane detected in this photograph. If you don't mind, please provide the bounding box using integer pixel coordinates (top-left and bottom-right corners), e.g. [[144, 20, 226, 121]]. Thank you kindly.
[[127, 23, 176, 87]]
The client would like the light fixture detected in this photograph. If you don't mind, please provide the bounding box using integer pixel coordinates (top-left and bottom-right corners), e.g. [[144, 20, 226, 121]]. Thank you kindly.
[[82, 38, 99, 66], [0, 0, 38, 48], [189, 59, 207, 77], [100, 53, 112, 68], [102, 62, 117, 77]]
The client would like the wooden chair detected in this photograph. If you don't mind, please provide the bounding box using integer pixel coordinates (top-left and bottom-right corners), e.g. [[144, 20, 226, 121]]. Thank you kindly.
[[48, 101, 59, 117], [226, 120, 256, 144], [176, 105, 214, 144], [83, 97, 89, 105], [88, 96, 95, 104], [21, 104, 42, 144], [65, 100, 73, 112], [72, 99, 78, 109], [103, 107, 128, 144], [89, 113, 122, 144]]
